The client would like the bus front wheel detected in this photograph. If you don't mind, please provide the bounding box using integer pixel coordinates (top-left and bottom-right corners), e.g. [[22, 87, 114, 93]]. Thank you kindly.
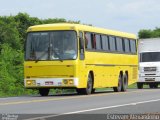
[[85, 73, 93, 95], [39, 88, 50, 96], [76, 73, 93, 95]]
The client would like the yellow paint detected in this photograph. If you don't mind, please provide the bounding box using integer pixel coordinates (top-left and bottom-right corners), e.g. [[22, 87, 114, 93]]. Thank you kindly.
[[24, 23, 138, 89]]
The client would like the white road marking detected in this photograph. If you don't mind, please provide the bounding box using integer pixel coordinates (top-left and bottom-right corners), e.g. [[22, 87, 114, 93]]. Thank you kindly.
[[24, 98, 160, 120], [1, 89, 158, 106]]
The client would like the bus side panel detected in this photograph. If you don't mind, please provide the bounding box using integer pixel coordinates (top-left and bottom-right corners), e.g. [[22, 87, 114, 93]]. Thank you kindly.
[[85, 52, 120, 88], [76, 60, 90, 88], [84, 52, 138, 88]]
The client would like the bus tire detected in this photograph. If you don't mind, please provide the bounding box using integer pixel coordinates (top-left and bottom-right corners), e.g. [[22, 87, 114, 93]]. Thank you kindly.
[[137, 83, 143, 89], [76, 73, 93, 95], [121, 74, 128, 92], [39, 88, 50, 96], [83, 73, 93, 95], [91, 88, 96, 93], [113, 74, 122, 92]]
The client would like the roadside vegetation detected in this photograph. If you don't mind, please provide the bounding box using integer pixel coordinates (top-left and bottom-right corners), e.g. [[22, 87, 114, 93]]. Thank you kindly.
[[138, 27, 160, 39], [0, 13, 160, 97], [0, 13, 80, 97]]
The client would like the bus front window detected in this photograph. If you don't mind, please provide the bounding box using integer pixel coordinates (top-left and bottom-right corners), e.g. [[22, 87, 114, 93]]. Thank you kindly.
[[25, 31, 77, 61]]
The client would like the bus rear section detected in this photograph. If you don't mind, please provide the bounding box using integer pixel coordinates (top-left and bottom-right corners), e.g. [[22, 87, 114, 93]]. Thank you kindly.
[[138, 38, 160, 89]]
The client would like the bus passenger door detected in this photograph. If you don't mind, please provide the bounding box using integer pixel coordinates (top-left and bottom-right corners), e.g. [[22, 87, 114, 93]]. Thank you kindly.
[[77, 31, 87, 88], [79, 32, 85, 60]]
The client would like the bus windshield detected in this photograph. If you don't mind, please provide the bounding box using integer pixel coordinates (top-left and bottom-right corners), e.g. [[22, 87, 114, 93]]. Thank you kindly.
[[140, 52, 160, 62], [25, 31, 77, 61]]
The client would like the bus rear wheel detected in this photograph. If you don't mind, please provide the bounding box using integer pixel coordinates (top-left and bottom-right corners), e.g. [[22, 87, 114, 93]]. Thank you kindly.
[[91, 88, 96, 93], [39, 88, 50, 96], [113, 74, 122, 92], [121, 74, 128, 92]]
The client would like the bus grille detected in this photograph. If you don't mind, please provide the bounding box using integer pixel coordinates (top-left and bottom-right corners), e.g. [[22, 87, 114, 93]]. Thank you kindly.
[[144, 67, 156, 72]]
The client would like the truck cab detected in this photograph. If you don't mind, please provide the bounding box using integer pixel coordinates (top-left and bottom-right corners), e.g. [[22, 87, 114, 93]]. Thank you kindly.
[[138, 38, 160, 89]]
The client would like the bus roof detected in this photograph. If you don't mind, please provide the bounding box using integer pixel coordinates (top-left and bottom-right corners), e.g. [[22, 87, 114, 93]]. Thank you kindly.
[[27, 23, 136, 39]]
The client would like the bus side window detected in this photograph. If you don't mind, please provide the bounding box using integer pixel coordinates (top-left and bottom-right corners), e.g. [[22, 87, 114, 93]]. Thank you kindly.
[[130, 39, 136, 53], [109, 36, 116, 52], [91, 33, 96, 49], [116, 37, 123, 52], [124, 38, 130, 53], [95, 34, 102, 50], [102, 35, 108, 51], [85, 32, 92, 49]]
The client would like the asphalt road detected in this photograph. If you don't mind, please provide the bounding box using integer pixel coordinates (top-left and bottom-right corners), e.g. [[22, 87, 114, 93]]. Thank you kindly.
[[1, 88, 160, 120]]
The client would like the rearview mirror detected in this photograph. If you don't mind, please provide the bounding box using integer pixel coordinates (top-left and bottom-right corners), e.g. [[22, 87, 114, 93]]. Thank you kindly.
[[79, 37, 85, 60]]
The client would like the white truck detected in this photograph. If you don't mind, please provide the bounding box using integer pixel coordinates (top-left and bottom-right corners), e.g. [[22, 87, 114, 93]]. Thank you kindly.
[[138, 38, 160, 89]]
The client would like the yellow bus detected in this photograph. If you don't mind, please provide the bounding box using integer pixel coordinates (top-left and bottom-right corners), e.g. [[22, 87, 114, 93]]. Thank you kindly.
[[24, 23, 138, 96]]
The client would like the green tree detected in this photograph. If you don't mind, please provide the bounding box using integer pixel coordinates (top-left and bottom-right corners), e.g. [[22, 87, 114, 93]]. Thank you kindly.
[[14, 13, 42, 44], [0, 16, 21, 50], [42, 18, 66, 24], [0, 44, 24, 96], [138, 27, 160, 39], [0, 13, 82, 97], [152, 27, 160, 38]]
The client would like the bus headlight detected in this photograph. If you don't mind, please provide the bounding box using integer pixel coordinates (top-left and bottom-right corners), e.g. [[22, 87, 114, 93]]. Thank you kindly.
[[26, 80, 36, 86], [63, 79, 68, 85]]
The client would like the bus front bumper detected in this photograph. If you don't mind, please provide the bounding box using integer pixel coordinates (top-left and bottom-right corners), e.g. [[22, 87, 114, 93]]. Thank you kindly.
[[24, 78, 79, 88]]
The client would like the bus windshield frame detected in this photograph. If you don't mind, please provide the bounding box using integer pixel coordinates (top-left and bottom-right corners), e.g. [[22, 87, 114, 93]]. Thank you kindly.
[[25, 30, 78, 61]]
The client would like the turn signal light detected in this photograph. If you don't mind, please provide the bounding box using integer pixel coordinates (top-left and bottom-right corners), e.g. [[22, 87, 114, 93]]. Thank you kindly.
[[63, 79, 74, 85], [69, 80, 73, 85]]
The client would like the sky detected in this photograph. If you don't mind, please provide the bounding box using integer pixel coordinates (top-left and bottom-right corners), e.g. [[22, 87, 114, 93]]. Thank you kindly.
[[0, 0, 160, 35]]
